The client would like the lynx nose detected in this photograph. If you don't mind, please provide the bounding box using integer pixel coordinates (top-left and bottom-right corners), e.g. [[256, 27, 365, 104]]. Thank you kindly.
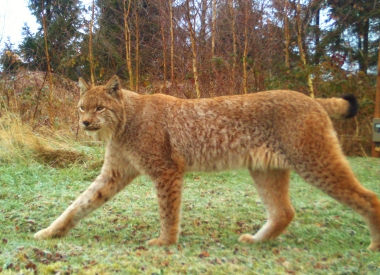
[[82, 121, 91, 127]]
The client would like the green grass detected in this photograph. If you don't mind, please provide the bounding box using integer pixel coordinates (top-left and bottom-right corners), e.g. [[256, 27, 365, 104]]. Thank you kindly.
[[0, 154, 380, 274]]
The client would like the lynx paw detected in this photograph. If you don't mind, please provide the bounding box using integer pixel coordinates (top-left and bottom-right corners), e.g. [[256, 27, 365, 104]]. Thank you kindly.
[[147, 238, 176, 246], [368, 242, 380, 251], [238, 234, 255, 244], [34, 228, 53, 240]]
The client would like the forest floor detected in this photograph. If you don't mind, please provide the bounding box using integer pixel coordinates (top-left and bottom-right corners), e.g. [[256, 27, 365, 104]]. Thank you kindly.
[[1, 138, 380, 275]]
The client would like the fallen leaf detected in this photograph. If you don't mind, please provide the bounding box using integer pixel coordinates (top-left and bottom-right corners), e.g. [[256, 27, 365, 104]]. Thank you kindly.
[[2, 238, 8, 244], [25, 261, 37, 271], [94, 235, 101, 242], [89, 260, 97, 266], [199, 251, 210, 258], [134, 246, 148, 251], [314, 262, 325, 269], [236, 221, 245, 227], [272, 248, 280, 255], [33, 248, 44, 257]]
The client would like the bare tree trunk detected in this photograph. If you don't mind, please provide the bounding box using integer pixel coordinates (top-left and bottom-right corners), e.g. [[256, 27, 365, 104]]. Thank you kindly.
[[159, 0, 167, 91], [41, 0, 54, 125], [284, 0, 290, 68], [210, 0, 217, 96], [169, 0, 175, 84], [135, 5, 140, 91], [123, 0, 134, 90], [295, 1, 314, 97], [360, 19, 369, 74], [211, 0, 216, 62], [89, 0, 95, 85], [0, 70, 8, 111], [372, 41, 380, 157], [229, 0, 237, 89], [242, 1, 250, 94], [185, 0, 201, 98], [199, 0, 207, 45]]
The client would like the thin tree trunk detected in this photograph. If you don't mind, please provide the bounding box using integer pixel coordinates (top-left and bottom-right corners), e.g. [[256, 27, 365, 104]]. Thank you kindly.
[[41, 0, 54, 125], [313, 4, 321, 65], [200, 0, 207, 45], [229, 0, 237, 88], [372, 41, 380, 157], [211, 0, 216, 61], [359, 19, 369, 74], [210, 0, 217, 96], [295, 1, 314, 97], [185, 0, 201, 98], [135, 6, 140, 91], [123, 0, 134, 90], [284, 0, 290, 68], [159, 0, 167, 91], [169, 0, 175, 84], [89, 0, 95, 85], [242, 2, 249, 94]]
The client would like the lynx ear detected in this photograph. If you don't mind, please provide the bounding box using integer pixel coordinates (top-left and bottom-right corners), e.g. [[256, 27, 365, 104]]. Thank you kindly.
[[105, 75, 121, 98], [78, 77, 90, 96]]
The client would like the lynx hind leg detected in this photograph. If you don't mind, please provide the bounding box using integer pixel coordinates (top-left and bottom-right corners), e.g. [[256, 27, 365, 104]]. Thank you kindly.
[[35, 167, 138, 240], [148, 169, 184, 246], [293, 139, 380, 251], [239, 168, 295, 244]]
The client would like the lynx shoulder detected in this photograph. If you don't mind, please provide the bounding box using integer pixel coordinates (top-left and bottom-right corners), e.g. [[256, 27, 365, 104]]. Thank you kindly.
[[35, 75, 380, 251]]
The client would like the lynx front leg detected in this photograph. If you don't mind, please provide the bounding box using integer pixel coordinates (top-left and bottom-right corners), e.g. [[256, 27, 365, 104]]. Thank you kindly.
[[34, 166, 138, 240], [239, 168, 295, 244], [148, 169, 183, 246]]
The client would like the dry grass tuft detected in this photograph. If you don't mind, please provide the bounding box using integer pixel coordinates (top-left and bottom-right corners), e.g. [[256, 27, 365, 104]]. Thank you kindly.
[[0, 112, 86, 167]]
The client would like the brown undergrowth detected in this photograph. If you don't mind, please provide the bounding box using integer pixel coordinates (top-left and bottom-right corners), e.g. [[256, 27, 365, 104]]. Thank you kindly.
[[0, 70, 376, 157], [0, 112, 86, 167]]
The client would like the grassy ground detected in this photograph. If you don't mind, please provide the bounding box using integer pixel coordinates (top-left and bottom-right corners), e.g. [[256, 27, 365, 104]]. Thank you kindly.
[[0, 150, 379, 274]]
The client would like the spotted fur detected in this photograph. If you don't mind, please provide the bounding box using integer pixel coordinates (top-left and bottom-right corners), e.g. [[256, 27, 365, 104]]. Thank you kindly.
[[35, 76, 380, 250]]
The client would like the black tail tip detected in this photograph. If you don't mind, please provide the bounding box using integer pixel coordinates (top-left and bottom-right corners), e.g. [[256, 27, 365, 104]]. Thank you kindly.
[[342, 94, 359, 119]]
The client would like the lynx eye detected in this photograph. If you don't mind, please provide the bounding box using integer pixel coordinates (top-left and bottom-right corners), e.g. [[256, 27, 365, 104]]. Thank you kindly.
[[96, 106, 105, 112], [79, 106, 85, 112]]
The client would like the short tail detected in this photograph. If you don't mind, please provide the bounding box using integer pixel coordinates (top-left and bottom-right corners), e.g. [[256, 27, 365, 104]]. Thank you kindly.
[[315, 94, 359, 119]]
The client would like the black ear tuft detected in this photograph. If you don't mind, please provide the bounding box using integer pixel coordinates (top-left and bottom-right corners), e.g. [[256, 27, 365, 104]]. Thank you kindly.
[[78, 77, 90, 96], [105, 75, 121, 97], [342, 94, 359, 119]]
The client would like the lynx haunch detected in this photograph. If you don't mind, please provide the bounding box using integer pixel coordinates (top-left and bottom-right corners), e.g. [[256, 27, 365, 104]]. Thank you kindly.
[[35, 76, 380, 251]]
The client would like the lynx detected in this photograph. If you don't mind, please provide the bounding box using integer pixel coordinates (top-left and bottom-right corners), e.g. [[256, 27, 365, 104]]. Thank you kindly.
[[35, 75, 380, 250]]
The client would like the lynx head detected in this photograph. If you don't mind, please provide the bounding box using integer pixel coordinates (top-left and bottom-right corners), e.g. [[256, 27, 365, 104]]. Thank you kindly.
[[77, 75, 125, 141]]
